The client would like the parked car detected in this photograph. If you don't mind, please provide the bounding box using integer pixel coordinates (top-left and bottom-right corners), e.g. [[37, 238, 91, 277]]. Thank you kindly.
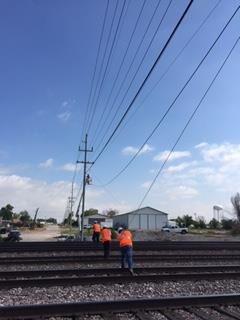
[[161, 225, 188, 234], [5, 229, 22, 242]]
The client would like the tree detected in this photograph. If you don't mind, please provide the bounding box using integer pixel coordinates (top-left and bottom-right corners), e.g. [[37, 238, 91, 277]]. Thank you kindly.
[[221, 219, 234, 230], [197, 218, 207, 229], [84, 208, 98, 216], [46, 218, 57, 224], [208, 218, 221, 229], [231, 193, 240, 222], [104, 209, 119, 218], [19, 210, 32, 225], [0, 204, 14, 220], [176, 215, 194, 227]]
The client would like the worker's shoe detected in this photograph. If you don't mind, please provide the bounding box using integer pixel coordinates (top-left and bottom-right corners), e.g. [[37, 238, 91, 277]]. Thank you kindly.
[[129, 269, 136, 276]]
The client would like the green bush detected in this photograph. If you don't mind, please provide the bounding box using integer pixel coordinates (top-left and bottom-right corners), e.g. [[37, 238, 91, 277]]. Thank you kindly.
[[231, 222, 240, 235]]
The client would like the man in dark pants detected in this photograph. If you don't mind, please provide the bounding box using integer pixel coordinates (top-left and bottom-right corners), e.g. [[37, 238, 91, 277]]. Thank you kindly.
[[92, 221, 101, 242], [100, 225, 111, 258], [117, 227, 134, 275]]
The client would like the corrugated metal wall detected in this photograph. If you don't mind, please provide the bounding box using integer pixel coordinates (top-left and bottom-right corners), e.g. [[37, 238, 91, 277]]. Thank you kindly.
[[128, 213, 168, 230]]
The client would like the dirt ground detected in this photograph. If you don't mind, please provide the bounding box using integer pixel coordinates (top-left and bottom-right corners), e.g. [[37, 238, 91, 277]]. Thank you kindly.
[[132, 230, 240, 241], [20, 224, 61, 241], [19, 225, 240, 242]]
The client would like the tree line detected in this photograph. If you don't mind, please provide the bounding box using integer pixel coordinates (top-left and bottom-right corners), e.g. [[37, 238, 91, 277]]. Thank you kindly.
[[0, 204, 57, 226]]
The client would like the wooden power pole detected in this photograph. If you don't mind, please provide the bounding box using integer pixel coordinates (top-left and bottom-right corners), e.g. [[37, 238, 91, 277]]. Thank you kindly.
[[77, 134, 94, 240]]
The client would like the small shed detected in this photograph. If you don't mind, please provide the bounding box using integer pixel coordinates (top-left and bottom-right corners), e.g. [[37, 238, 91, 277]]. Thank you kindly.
[[112, 207, 168, 231]]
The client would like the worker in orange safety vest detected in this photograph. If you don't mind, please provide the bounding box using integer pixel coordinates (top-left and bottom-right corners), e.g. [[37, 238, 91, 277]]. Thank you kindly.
[[92, 221, 101, 242], [117, 227, 134, 275], [100, 225, 111, 258]]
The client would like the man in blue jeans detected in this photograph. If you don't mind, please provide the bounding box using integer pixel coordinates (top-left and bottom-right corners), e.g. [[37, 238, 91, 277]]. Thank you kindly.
[[117, 227, 135, 275]]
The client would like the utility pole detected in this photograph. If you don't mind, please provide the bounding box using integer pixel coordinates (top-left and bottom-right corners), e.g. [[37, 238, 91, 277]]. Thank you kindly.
[[68, 195, 75, 236], [77, 134, 94, 240]]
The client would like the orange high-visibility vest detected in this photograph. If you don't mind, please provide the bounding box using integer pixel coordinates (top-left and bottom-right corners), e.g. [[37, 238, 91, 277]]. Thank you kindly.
[[101, 228, 111, 242], [92, 223, 100, 232], [118, 230, 132, 247]]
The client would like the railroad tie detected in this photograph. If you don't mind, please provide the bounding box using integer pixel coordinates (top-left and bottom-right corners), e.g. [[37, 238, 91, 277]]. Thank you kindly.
[[160, 309, 185, 320], [101, 312, 118, 320], [213, 306, 240, 319], [135, 310, 154, 320], [185, 307, 211, 320]]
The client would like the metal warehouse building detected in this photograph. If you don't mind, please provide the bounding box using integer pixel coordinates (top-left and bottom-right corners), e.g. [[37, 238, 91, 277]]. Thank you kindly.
[[112, 207, 168, 231]]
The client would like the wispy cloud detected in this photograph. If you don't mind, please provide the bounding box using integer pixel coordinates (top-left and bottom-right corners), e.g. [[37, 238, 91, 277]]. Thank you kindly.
[[62, 101, 68, 107], [165, 161, 197, 173], [39, 158, 54, 168], [153, 150, 191, 162], [60, 163, 82, 172], [122, 144, 153, 156], [57, 112, 71, 122]]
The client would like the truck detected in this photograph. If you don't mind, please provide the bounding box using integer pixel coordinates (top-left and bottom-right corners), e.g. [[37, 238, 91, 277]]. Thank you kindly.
[[161, 224, 188, 234]]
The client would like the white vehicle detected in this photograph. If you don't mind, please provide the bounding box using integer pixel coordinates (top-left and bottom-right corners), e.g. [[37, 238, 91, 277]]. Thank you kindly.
[[161, 225, 188, 234]]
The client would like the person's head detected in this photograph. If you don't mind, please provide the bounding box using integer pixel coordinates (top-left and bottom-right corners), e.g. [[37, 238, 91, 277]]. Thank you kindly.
[[94, 221, 97, 224], [103, 225, 107, 229], [118, 227, 123, 233]]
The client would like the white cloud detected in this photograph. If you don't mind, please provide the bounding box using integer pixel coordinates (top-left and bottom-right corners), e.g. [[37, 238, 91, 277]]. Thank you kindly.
[[122, 144, 153, 156], [197, 142, 240, 165], [60, 163, 82, 172], [154, 150, 191, 162], [166, 185, 199, 200], [194, 142, 208, 149], [62, 101, 68, 107], [39, 158, 54, 168], [57, 112, 71, 122], [165, 161, 197, 173]]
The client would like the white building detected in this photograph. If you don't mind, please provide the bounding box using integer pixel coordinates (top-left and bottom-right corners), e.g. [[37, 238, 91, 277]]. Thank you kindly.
[[112, 207, 168, 231]]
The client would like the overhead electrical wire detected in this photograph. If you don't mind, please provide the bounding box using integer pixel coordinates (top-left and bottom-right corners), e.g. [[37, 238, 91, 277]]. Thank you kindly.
[[68, 0, 109, 212], [137, 35, 240, 209], [83, 0, 119, 137], [86, 0, 128, 135], [93, 0, 168, 151], [90, 0, 149, 144], [98, 4, 239, 186], [90, 0, 194, 166], [105, 0, 222, 148], [80, 0, 110, 143]]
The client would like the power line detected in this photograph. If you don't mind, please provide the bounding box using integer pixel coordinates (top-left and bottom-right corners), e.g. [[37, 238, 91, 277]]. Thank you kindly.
[[93, 0, 167, 152], [137, 35, 240, 208], [99, 4, 239, 186], [86, 0, 127, 135], [91, 0, 194, 165], [84, 0, 119, 136], [105, 0, 222, 149], [80, 0, 110, 142], [90, 0, 148, 144]]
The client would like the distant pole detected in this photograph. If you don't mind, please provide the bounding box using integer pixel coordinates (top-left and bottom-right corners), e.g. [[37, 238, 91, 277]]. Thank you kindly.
[[77, 134, 94, 240]]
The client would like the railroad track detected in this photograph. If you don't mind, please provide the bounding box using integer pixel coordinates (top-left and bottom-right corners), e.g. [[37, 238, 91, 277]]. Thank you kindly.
[[1, 240, 240, 252], [1, 264, 239, 279], [1, 265, 240, 288], [0, 293, 240, 319], [1, 253, 240, 265]]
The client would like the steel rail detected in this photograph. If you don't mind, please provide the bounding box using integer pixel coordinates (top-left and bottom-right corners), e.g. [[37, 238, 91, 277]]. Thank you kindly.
[[1, 265, 240, 279], [1, 241, 240, 252], [1, 253, 240, 263], [0, 254, 240, 266], [2, 271, 240, 288], [0, 294, 240, 319], [1, 253, 240, 265]]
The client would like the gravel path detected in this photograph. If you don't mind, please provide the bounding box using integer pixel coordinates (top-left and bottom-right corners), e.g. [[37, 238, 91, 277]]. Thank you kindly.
[[0, 279, 240, 306]]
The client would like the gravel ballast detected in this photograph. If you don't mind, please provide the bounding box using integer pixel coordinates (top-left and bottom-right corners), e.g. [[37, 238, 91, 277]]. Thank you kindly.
[[0, 279, 240, 306]]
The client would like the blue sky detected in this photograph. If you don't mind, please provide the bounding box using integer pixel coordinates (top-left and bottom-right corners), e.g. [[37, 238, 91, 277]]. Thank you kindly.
[[0, 0, 239, 221]]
